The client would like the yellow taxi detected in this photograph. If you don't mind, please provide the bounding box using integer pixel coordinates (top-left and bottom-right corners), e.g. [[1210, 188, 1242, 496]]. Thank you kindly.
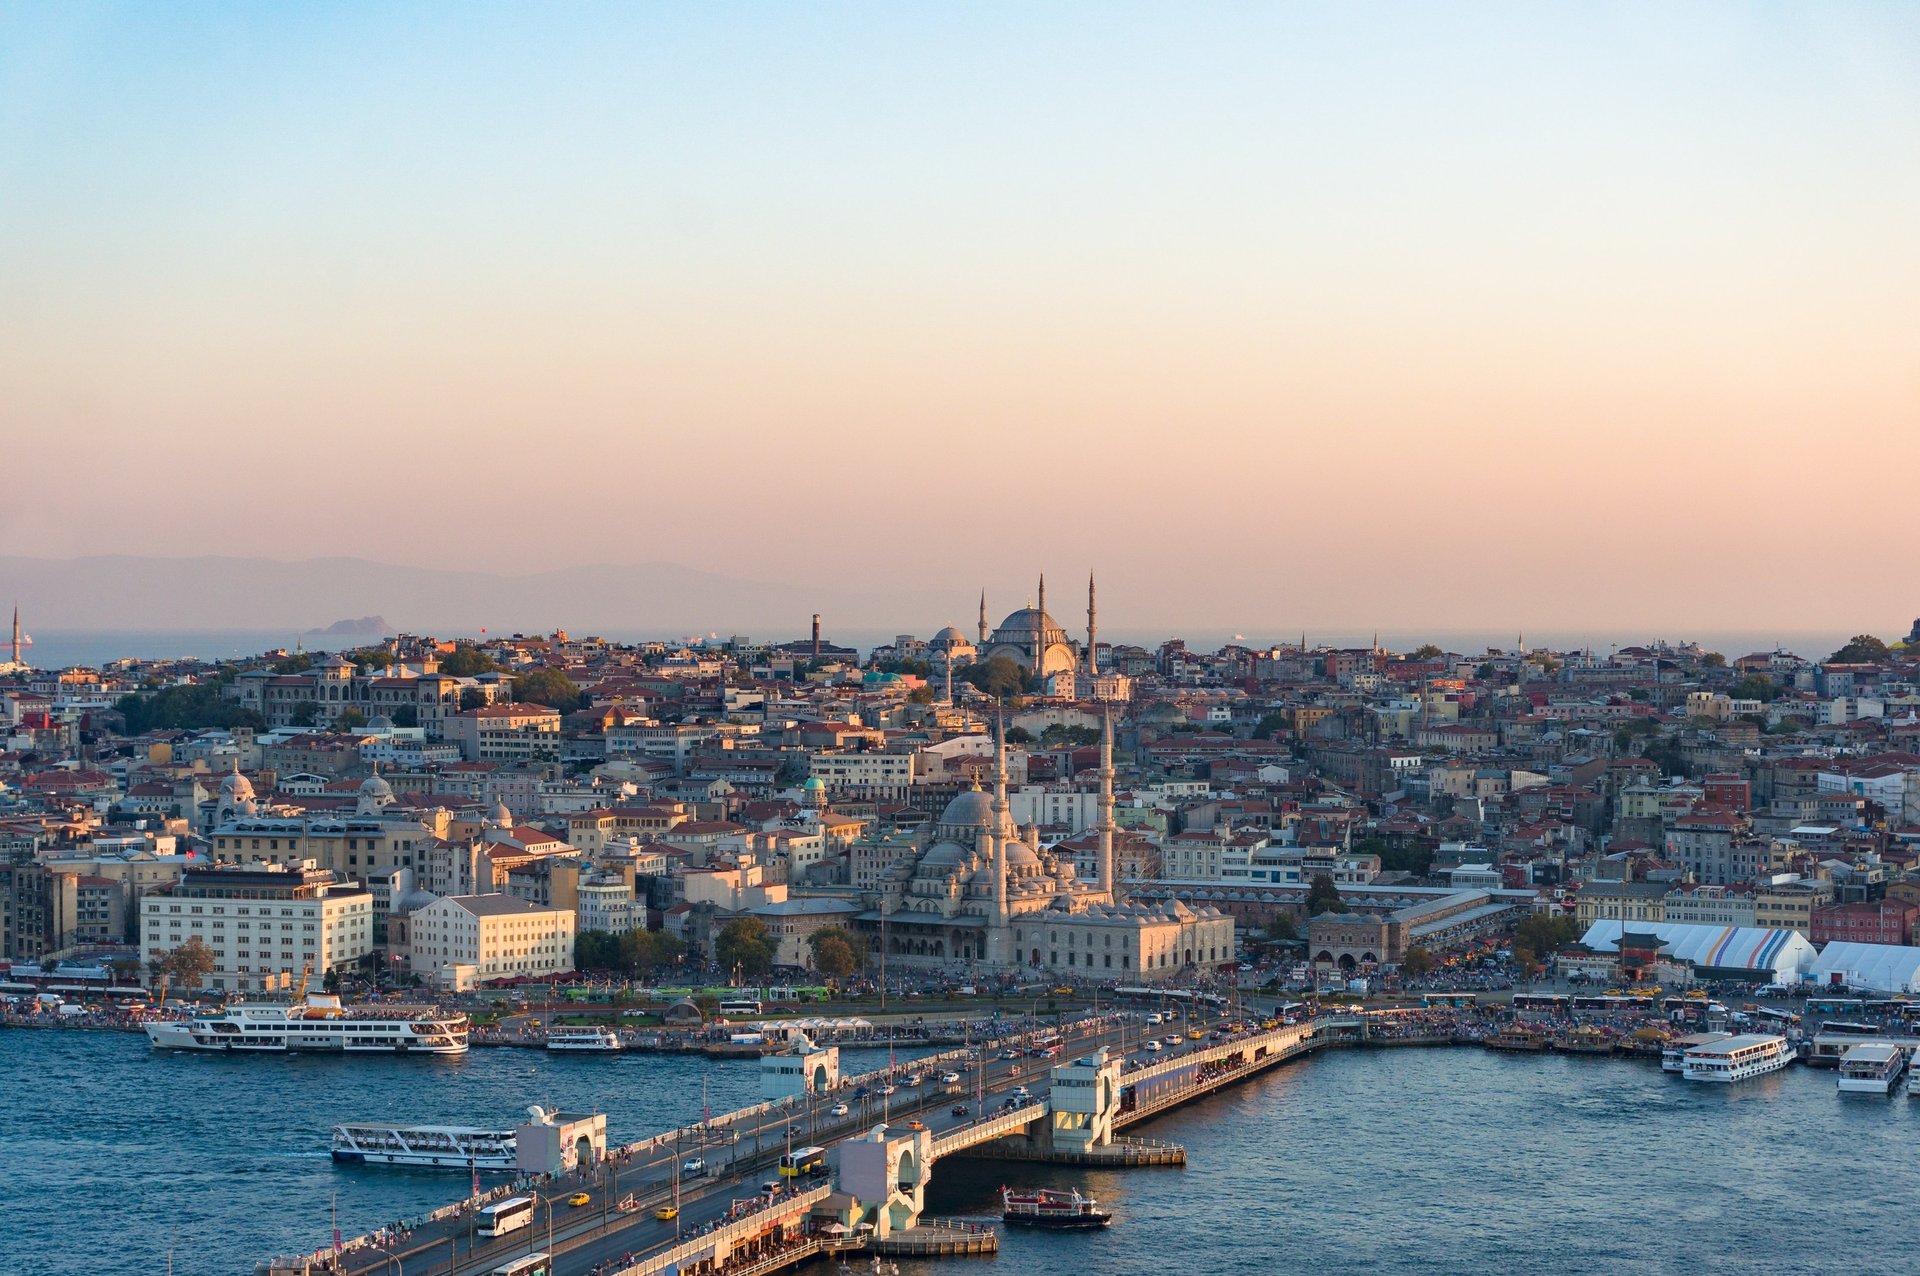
[[655, 1205, 679, 1221], [567, 1192, 591, 1208]]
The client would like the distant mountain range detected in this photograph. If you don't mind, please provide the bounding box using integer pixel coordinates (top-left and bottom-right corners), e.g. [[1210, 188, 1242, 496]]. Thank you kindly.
[[0, 555, 958, 639]]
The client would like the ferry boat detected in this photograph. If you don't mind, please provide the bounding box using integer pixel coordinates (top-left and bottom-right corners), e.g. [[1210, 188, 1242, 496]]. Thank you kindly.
[[1682, 1033, 1793, 1083], [546, 1025, 623, 1053], [1836, 1043, 1907, 1095], [1000, 1186, 1111, 1229], [142, 994, 468, 1054], [1553, 1026, 1615, 1056], [1663, 1032, 1732, 1074], [331, 1123, 516, 1169], [1484, 1027, 1549, 1053]]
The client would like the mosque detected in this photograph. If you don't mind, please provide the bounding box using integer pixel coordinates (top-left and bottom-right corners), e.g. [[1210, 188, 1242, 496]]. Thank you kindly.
[[859, 710, 1231, 982], [926, 572, 1129, 700]]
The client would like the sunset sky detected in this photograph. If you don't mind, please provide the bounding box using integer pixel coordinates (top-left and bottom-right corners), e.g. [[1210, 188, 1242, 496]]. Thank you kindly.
[[2, 4, 1916, 635]]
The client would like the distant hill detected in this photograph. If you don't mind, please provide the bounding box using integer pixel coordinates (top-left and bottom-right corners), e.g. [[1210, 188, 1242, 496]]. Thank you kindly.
[[0, 554, 956, 637], [307, 616, 393, 637]]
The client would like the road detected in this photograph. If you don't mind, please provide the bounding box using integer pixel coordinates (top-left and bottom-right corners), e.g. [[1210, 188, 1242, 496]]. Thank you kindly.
[[341, 1006, 1245, 1276]]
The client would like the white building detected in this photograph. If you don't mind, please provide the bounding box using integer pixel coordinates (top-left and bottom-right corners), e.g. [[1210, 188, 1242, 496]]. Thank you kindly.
[[406, 893, 575, 982], [139, 862, 373, 994]]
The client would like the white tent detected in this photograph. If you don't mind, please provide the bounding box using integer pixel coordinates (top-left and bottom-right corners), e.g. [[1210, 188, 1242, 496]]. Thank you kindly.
[[1808, 942, 1920, 994], [1578, 921, 1816, 980]]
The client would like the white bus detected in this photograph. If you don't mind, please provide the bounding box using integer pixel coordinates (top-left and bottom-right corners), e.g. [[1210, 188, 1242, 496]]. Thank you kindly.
[[718, 998, 763, 1016], [491, 1256, 551, 1276], [476, 1196, 536, 1239]]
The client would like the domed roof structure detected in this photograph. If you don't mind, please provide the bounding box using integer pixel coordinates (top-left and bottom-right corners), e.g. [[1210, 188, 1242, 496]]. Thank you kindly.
[[938, 786, 994, 830], [222, 765, 255, 801], [802, 775, 826, 793], [990, 606, 1071, 649]]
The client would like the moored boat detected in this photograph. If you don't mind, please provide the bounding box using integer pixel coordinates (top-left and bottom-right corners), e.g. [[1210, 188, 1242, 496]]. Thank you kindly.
[[331, 1123, 516, 1169], [1663, 1032, 1732, 1074], [1682, 1033, 1793, 1083], [1554, 1027, 1615, 1056], [143, 995, 468, 1055], [1484, 1027, 1549, 1053], [1001, 1186, 1111, 1229], [1837, 1043, 1906, 1095], [546, 1025, 623, 1052]]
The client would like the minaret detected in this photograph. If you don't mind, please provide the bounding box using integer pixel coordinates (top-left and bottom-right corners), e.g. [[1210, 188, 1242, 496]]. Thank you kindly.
[[9, 605, 18, 666], [1086, 574, 1098, 677], [1096, 706, 1117, 902], [978, 589, 988, 646], [1035, 572, 1048, 677], [987, 704, 1012, 962], [943, 650, 954, 704]]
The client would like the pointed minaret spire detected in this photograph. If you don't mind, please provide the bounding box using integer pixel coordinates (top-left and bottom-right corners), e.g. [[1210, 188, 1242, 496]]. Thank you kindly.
[[9, 604, 18, 667], [1037, 572, 1046, 621], [978, 589, 988, 646], [1086, 573, 1099, 677]]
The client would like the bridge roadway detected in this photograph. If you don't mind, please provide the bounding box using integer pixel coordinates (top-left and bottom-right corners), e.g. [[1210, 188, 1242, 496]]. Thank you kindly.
[[333, 1011, 1315, 1276]]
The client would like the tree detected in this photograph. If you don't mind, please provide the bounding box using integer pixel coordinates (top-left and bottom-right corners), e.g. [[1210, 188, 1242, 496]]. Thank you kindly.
[[390, 705, 418, 728], [955, 655, 1031, 698], [1642, 736, 1689, 778], [459, 688, 488, 711], [115, 683, 265, 734], [1264, 913, 1299, 942], [1400, 946, 1436, 977], [1701, 652, 1727, 668], [336, 708, 367, 730], [1305, 873, 1347, 916], [714, 917, 775, 981], [1475, 662, 1496, 680], [440, 645, 500, 676], [514, 668, 583, 713], [288, 701, 321, 728], [1408, 644, 1444, 661], [1005, 726, 1034, 745], [806, 926, 864, 979], [1356, 836, 1432, 878], [573, 929, 622, 972], [1830, 634, 1891, 664], [908, 686, 935, 704], [1514, 913, 1579, 959], [1251, 713, 1287, 740], [270, 653, 313, 674], [621, 927, 686, 978], [151, 937, 216, 990], [1731, 673, 1778, 703], [1040, 724, 1099, 748]]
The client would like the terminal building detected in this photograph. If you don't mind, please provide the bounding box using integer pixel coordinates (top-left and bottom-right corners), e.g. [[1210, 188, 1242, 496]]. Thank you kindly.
[[1574, 920, 1817, 985]]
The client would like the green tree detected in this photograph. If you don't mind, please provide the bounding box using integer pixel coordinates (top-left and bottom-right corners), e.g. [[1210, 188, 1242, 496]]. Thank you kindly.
[[1264, 913, 1299, 942], [514, 668, 583, 712], [288, 701, 321, 728], [1513, 913, 1579, 958], [1305, 873, 1347, 915], [1408, 644, 1444, 661], [1251, 713, 1287, 740], [459, 688, 488, 711], [908, 686, 935, 704], [1830, 634, 1891, 664], [1475, 662, 1496, 679], [152, 937, 216, 990], [115, 684, 265, 734], [1400, 946, 1436, 977], [956, 655, 1031, 698], [390, 705, 418, 728], [336, 708, 368, 730], [806, 926, 863, 979], [1642, 736, 1689, 778], [270, 653, 314, 674], [1731, 673, 1778, 703], [714, 917, 775, 981], [1700, 652, 1727, 668], [574, 929, 622, 971], [1356, 836, 1432, 877], [440, 645, 500, 676], [1040, 725, 1099, 748], [1005, 726, 1034, 745], [620, 927, 686, 978]]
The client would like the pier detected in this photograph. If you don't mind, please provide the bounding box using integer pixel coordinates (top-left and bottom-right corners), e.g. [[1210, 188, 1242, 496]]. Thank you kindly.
[[263, 1014, 1325, 1276]]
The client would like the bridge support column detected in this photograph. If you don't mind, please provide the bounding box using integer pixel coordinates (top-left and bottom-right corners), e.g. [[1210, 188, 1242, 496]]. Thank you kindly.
[[839, 1123, 935, 1238], [1048, 1047, 1122, 1156]]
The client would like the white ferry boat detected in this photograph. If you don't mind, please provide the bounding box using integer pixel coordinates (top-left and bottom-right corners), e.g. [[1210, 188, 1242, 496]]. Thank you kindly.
[[545, 1025, 623, 1052], [1837, 1043, 1907, 1095], [332, 1123, 516, 1169], [1662, 1032, 1731, 1074], [1682, 1033, 1793, 1083], [142, 994, 468, 1054]]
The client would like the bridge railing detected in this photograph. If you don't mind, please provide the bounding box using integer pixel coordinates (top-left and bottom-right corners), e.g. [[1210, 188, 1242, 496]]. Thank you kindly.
[[610, 1184, 832, 1276], [930, 1102, 1045, 1158]]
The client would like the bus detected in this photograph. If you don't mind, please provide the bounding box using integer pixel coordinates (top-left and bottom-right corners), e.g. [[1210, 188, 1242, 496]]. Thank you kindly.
[[779, 1146, 827, 1177], [1808, 997, 1864, 1015], [1569, 995, 1640, 1014], [1819, 1021, 1881, 1036], [718, 999, 763, 1017], [476, 1196, 536, 1239], [1028, 1031, 1063, 1057], [1510, 994, 1567, 1013], [491, 1256, 551, 1276], [1751, 1006, 1799, 1026], [1421, 993, 1478, 1008]]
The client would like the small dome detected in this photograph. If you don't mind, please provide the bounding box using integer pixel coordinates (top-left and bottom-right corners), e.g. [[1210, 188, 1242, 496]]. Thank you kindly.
[[222, 768, 255, 800], [491, 797, 513, 826], [931, 626, 968, 645], [802, 776, 826, 793], [359, 772, 394, 800], [367, 713, 395, 730]]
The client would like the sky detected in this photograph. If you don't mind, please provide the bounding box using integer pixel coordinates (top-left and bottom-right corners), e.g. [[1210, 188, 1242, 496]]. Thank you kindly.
[[2, 3, 1917, 637]]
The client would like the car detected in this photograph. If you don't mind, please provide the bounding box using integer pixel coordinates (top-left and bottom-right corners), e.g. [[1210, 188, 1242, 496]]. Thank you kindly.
[[951, 1104, 969, 1117], [787, 1124, 803, 1137], [655, 1205, 679, 1221], [681, 1157, 706, 1176], [852, 1085, 871, 1100], [1144, 1040, 1163, 1052], [1165, 1035, 1183, 1046], [906, 1120, 926, 1130], [940, 1071, 961, 1085], [829, 1102, 850, 1117], [568, 1192, 591, 1207], [878, 1083, 896, 1096], [1000, 1049, 1022, 1061]]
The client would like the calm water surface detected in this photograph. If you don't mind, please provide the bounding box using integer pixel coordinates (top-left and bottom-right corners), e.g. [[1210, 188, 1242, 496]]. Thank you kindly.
[[4, 1033, 1912, 1275]]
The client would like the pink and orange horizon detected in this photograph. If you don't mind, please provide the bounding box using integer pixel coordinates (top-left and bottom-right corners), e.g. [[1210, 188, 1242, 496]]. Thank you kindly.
[[2, 4, 1916, 634]]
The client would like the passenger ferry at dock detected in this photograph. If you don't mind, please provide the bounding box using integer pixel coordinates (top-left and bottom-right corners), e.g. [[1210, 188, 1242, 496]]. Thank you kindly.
[[1663, 1032, 1732, 1074], [331, 1123, 517, 1169], [1682, 1033, 1793, 1083], [545, 1025, 623, 1052], [142, 994, 469, 1054], [1836, 1043, 1908, 1095]]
